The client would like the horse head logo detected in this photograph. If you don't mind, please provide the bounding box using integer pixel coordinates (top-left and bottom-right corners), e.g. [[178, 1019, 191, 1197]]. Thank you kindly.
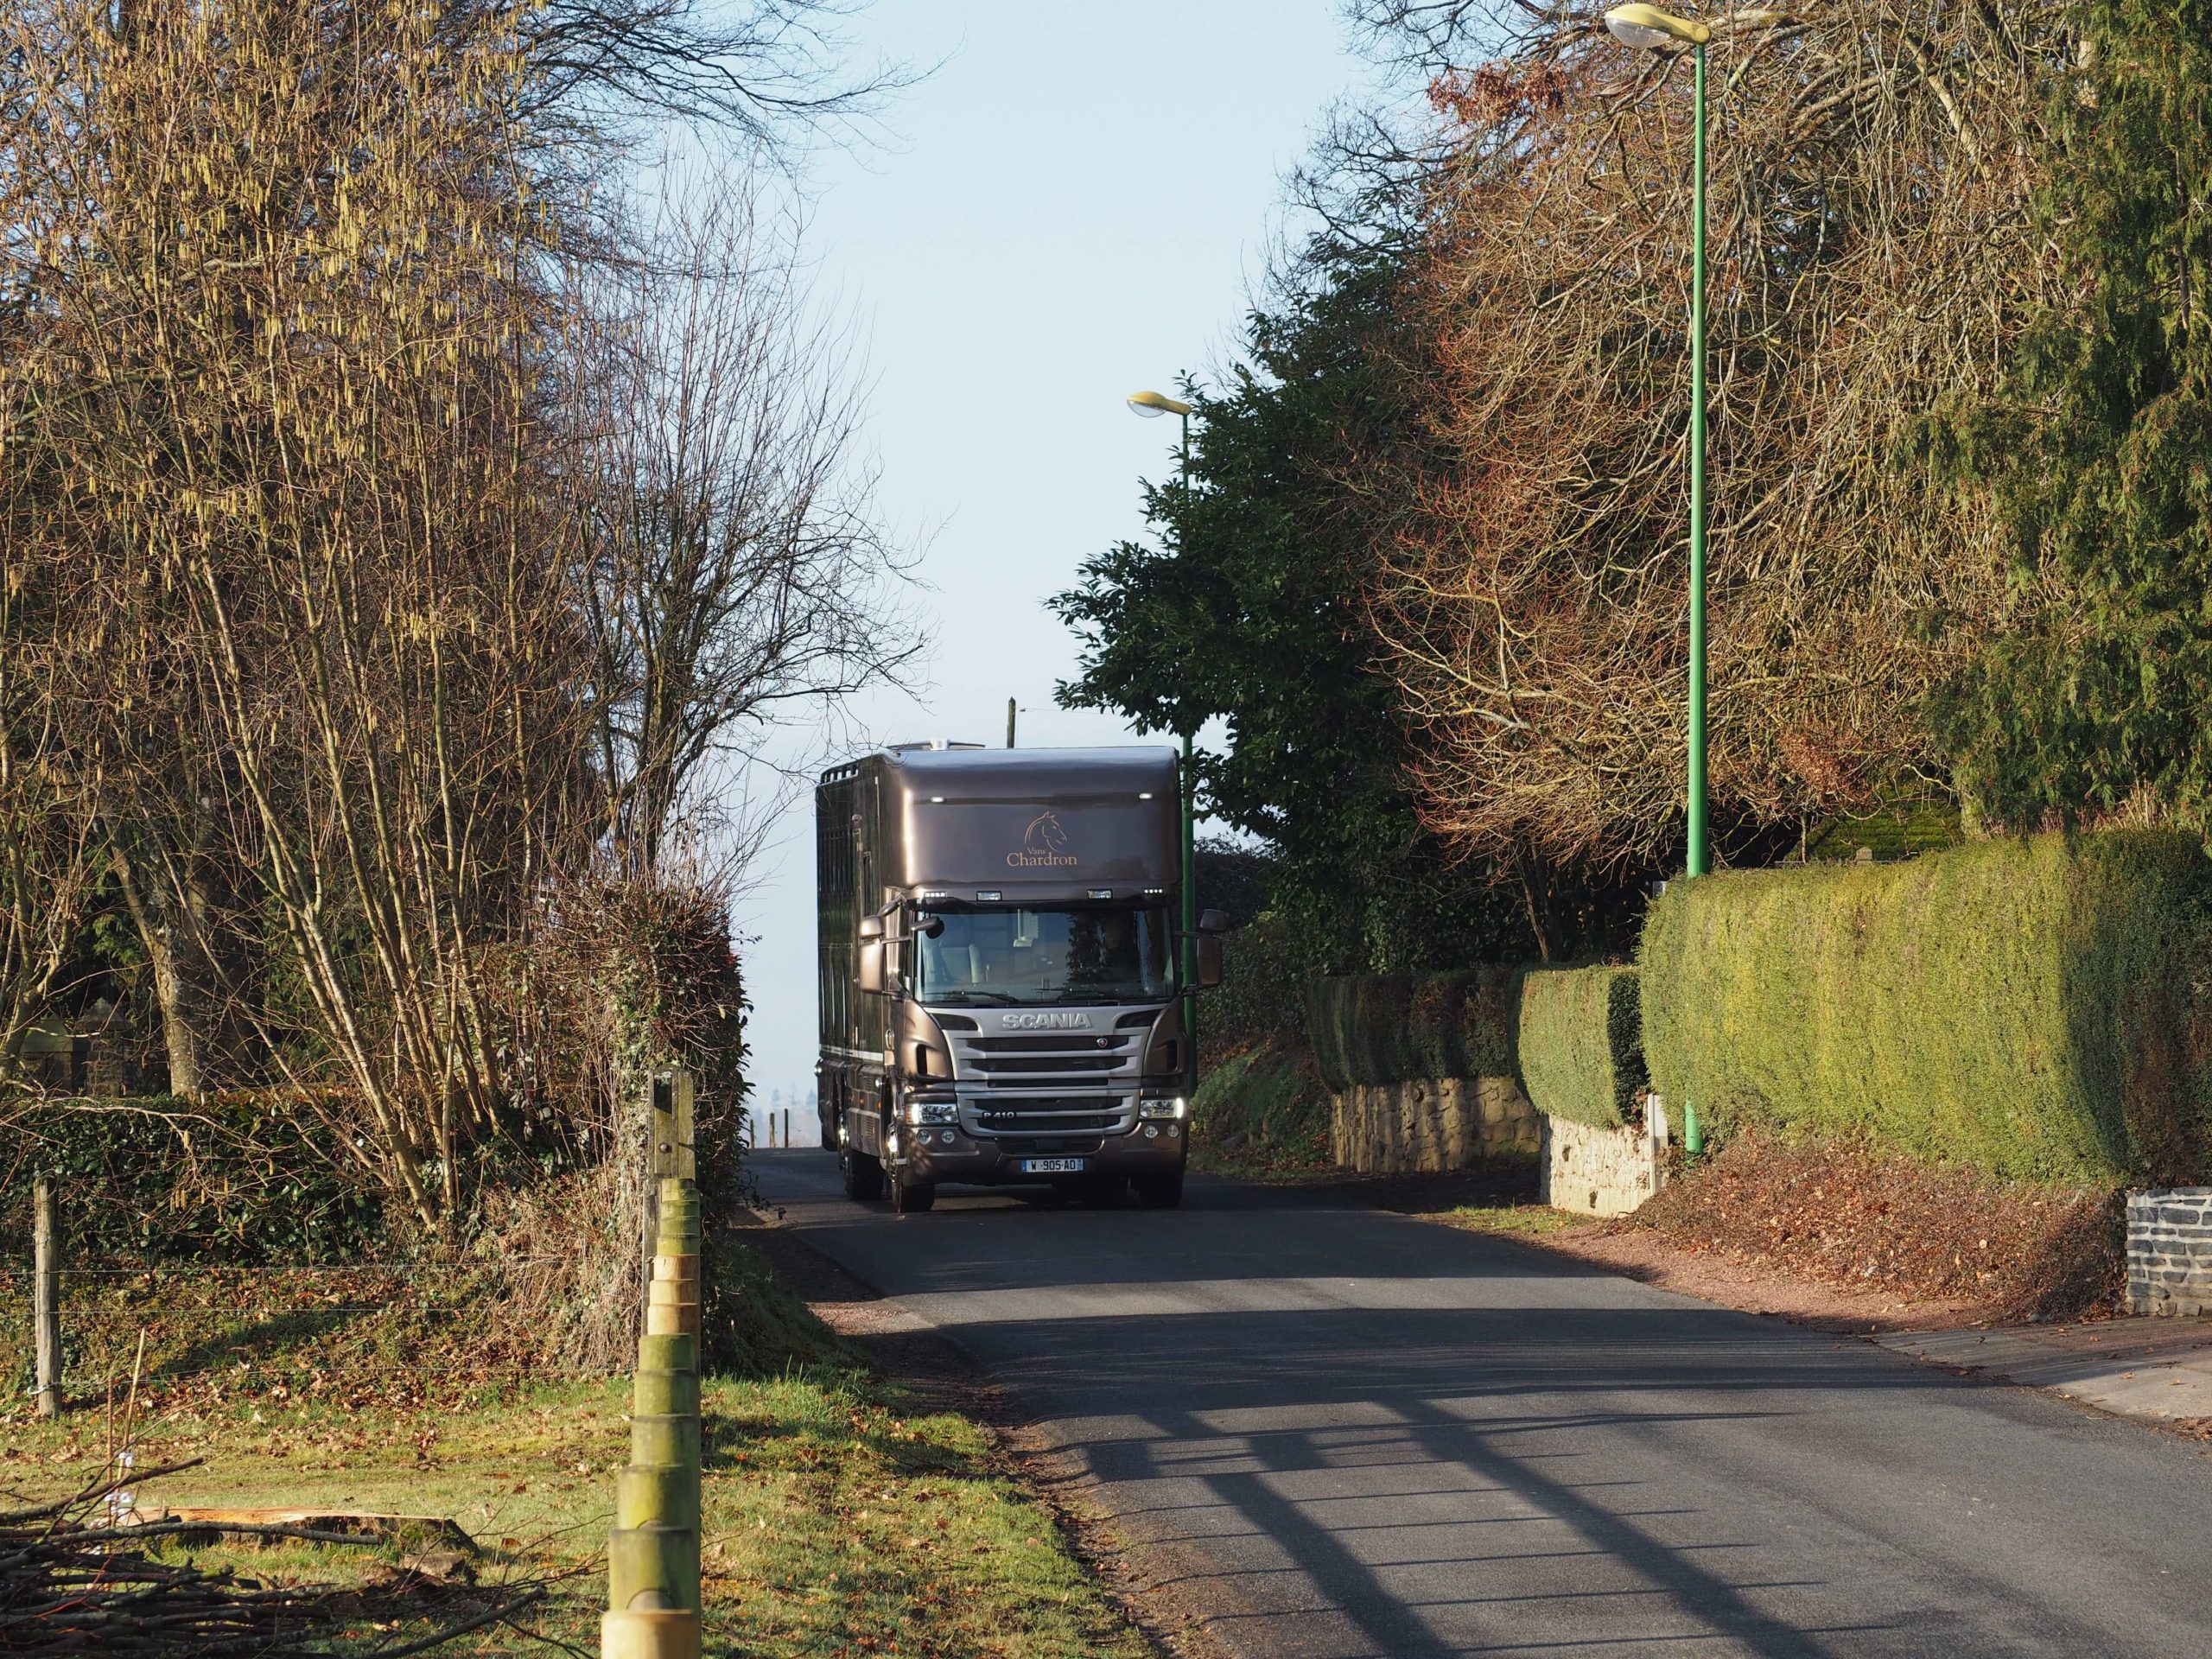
[[1024, 811, 1069, 857]]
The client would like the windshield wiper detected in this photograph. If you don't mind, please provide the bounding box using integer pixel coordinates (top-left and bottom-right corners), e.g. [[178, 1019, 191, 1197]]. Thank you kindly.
[[927, 990, 1021, 1006]]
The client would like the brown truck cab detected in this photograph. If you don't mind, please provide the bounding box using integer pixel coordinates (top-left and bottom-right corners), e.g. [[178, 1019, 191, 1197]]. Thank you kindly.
[[815, 742, 1224, 1213]]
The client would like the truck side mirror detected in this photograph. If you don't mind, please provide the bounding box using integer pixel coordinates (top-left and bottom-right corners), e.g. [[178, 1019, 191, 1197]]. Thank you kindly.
[[1196, 932, 1224, 990], [857, 913, 886, 995], [1198, 908, 1229, 934]]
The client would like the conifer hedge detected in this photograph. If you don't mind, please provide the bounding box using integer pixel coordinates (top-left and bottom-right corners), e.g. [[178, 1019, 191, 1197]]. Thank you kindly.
[[1517, 966, 1643, 1129], [1639, 831, 2212, 1182], [1305, 967, 1521, 1088]]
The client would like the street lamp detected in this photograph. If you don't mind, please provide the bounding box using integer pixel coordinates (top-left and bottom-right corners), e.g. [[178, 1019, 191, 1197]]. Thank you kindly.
[[1127, 388, 1199, 1092], [1604, 6, 1780, 1157], [1603, 5, 1779, 880]]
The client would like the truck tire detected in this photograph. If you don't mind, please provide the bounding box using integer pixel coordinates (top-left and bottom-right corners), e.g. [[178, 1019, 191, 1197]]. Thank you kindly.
[[889, 1165, 936, 1214], [1134, 1172, 1184, 1211], [840, 1148, 884, 1202]]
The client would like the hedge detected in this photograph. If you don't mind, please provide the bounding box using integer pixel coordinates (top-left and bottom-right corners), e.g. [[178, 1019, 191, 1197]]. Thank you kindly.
[[1202, 915, 1313, 1049], [0, 1096, 388, 1265], [1305, 967, 1521, 1089], [1517, 965, 1643, 1129], [1639, 830, 2212, 1183]]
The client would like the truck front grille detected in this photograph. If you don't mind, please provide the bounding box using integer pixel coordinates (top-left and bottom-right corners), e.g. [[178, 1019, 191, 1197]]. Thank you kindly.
[[970, 1055, 1124, 1076], [972, 1102, 1122, 1134], [948, 1027, 1147, 1095], [993, 1136, 1107, 1156]]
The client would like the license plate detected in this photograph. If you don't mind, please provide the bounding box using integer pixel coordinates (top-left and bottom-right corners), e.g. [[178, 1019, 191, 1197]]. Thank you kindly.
[[1019, 1157, 1087, 1174]]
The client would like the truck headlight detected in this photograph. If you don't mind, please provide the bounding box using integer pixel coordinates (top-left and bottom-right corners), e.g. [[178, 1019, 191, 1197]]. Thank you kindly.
[[1137, 1096, 1187, 1120], [905, 1099, 958, 1125]]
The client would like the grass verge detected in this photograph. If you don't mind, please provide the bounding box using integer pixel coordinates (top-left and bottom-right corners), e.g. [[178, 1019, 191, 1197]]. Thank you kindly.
[[1188, 1039, 1336, 1182], [3, 1236, 1158, 1657]]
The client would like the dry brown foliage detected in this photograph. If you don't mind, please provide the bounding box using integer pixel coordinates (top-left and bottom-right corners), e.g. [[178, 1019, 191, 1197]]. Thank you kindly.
[[0, 5, 903, 1225], [1, 1, 592, 1220], [1632, 1128, 2125, 1323], [1370, 1, 2075, 864]]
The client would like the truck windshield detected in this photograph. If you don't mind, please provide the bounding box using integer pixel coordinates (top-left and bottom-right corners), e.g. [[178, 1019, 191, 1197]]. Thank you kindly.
[[915, 906, 1172, 1004]]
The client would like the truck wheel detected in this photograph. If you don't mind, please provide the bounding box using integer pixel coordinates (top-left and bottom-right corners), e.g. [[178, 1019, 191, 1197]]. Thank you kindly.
[[840, 1149, 884, 1202], [889, 1166, 936, 1214], [1134, 1172, 1184, 1211]]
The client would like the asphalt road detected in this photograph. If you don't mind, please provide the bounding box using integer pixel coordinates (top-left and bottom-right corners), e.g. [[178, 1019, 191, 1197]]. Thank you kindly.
[[750, 1150, 2212, 1658]]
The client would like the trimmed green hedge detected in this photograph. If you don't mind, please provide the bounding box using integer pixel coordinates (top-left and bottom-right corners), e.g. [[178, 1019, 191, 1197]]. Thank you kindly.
[[1518, 966, 1643, 1129], [1305, 967, 1522, 1089], [1640, 830, 2212, 1182]]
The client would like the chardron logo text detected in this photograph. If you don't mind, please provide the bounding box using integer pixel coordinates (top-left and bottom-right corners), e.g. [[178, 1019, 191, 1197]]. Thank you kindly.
[[1007, 810, 1077, 868], [1003, 1012, 1093, 1030]]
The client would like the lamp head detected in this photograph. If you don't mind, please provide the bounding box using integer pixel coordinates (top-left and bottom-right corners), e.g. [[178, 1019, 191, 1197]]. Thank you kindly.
[[1603, 4, 1713, 47], [1127, 390, 1193, 419]]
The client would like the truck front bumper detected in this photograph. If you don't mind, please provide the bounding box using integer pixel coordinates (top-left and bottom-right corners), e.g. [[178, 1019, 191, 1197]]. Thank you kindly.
[[891, 1123, 1187, 1186]]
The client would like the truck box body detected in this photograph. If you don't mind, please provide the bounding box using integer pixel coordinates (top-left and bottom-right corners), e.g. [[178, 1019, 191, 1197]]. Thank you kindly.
[[815, 744, 1192, 1205]]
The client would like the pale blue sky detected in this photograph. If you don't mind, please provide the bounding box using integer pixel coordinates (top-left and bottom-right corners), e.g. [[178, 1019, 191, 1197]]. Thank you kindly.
[[734, 2, 1380, 1120]]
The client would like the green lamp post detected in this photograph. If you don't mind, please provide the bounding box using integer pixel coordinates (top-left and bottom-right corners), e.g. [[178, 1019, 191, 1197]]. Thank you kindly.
[[1603, 5, 1779, 1153], [1127, 388, 1199, 1091], [1602, 3, 1783, 876], [1604, 3, 1717, 878]]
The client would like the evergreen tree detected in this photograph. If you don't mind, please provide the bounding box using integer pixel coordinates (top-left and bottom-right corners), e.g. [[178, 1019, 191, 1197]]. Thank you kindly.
[[1052, 241, 1642, 967], [1934, 2, 2212, 827]]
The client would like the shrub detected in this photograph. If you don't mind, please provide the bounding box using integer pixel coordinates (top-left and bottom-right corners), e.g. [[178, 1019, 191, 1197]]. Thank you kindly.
[[0, 1094, 387, 1265], [1639, 830, 2212, 1182], [1305, 967, 1522, 1088], [1518, 965, 1642, 1129]]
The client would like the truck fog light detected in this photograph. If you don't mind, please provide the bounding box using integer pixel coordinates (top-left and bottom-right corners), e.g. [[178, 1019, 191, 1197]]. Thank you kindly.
[[1142, 1123, 1160, 1139], [1166, 1123, 1180, 1138], [1137, 1096, 1187, 1121], [938, 1129, 957, 1146]]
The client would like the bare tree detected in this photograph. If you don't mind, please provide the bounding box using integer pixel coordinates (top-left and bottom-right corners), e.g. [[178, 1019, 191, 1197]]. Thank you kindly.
[[1358, 0, 2074, 866], [0, 523, 96, 1083], [575, 179, 919, 875]]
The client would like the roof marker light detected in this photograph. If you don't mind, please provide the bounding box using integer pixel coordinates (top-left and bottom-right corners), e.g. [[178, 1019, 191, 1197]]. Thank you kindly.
[[1138, 791, 1154, 799], [976, 889, 1002, 901]]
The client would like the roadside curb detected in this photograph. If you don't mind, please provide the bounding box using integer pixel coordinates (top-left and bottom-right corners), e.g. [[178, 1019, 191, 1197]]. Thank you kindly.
[[1875, 1324, 2212, 1432]]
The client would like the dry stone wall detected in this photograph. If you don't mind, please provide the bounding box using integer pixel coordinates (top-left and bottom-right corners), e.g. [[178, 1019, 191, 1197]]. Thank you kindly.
[[2127, 1189, 2212, 1317], [1330, 1077, 1538, 1174]]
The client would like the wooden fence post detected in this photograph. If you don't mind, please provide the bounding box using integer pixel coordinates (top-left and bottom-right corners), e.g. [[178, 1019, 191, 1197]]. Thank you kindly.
[[33, 1174, 60, 1418]]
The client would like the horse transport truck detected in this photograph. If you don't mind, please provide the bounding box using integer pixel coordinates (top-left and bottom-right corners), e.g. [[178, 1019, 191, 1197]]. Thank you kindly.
[[814, 741, 1224, 1213]]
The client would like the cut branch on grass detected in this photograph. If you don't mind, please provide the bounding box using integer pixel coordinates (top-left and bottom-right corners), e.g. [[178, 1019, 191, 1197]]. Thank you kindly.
[[0, 1459, 556, 1657]]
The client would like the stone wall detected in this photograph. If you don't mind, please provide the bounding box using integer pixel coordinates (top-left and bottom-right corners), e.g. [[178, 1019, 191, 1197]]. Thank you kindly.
[[1330, 1076, 1539, 1174], [2127, 1189, 2212, 1317], [1541, 1108, 1666, 1217]]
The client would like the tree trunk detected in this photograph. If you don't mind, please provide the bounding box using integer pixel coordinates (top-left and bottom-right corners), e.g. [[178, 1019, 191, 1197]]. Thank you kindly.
[[111, 833, 219, 1099], [1517, 856, 1555, 964]]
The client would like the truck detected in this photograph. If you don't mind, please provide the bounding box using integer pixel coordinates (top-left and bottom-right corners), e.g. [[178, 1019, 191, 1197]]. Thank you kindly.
[[815, 741, 1224, 1213]]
